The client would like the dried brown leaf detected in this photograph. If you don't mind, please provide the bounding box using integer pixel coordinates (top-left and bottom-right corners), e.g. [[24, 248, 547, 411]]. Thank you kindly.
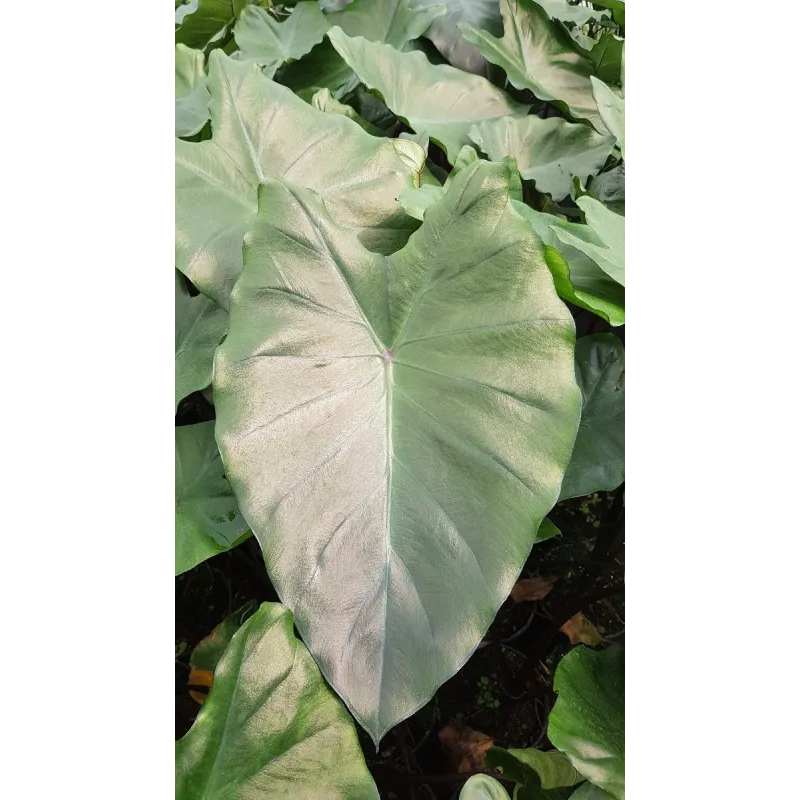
[[560, 613, 602, 646], [438, 722, 493, 772], [509, 576, 554, 603]]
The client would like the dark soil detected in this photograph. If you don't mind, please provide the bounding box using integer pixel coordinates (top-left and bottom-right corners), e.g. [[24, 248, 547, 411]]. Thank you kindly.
[[175, 309, 624, 797]]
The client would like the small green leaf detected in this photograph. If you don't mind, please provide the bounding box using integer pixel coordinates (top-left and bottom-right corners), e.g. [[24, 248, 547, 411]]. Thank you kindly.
[[175, 44, 211, 138], [234, 3, 329, 77], [175, 422, 249, 575], [551, 195, 624, 286], [511, 202, 624, 325], [590, 77, 624, 158], [328, 26, 529, 163], [548, 645, 625, 799], [469, 116, 614, 202], [175, 271, 228, 410], [460, 0, 608, 135], [560, 334, 624, 501], [175, 0, 260, 51], [534, 517, 561, 543], [459, 774, 511, 800], [486, 746, 582, 793], [585, 34, 624, 85], [176, 603, 380, 800]]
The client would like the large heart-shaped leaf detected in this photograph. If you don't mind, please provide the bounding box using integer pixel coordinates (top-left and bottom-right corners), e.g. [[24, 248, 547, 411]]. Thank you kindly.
[[548, 644, 625, 799], [328, 27, 529, 163], [552, 195, 624, 287], [233, 3, 329, 76], [175, 271, 228, 410], [410, 0, 503, 74], [511, 202, 624, 326], [176, 50, 425, 308], [176, 602, 380, 800], [469, 116, 614, 202], [560, 334, 624, 500], [176, 44, 211, 138], [175, 422, 249, 575], [460, 0, 608, 135], [213, 160, 581, 743], [329, 0, 447, 49]]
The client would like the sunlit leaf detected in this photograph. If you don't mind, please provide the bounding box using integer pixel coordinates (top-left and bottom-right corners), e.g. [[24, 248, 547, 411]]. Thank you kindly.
[[328, 27, 528, 162], [176, 50, 425, 308], [469, 116, 614, 201], [213, 160, 581, 743], [329, 0, 447, 49], [176, 602, 380, 800], [176, 44, 211, 138], [591, 76, 624, 157], [233, 3, 329, 76], [460, 0, 608, 134]]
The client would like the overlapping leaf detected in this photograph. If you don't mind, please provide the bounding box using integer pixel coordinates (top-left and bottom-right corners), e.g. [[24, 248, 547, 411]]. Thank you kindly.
[[175, 422, 249, 575], [410, 0, 503, 74], [535, 0, 609, 25], [486, 747, 583, 797], [176, 50, 425, 308], [175, 271, 228, 410], [329, 0, 447, 48], [176, 602, 380, 800], [175, 0, 260, 51], [234, 3, 329, 76], [583, 34, 624, 84], [460, 774, 511, 800], [469, 116, 614, 201], [552, 195, 624, 286], [587, 164, 624, 214], [560, 334, 624, 500], [591, 77, 624, 157], [328, 27, 529, 162], [213, 160, 581, 743], [548, 645, 625, 799], [176, 44, 211, 138], [460, 0, 609, 134], [312, 88, 386, 135], [512, 202, 624, 325]]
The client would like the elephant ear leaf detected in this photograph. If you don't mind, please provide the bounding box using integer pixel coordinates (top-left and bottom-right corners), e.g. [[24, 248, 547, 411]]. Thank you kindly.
[[460, 0, 608, 135], [329, 0, 447, 49], [548, 644, 625, 800], [176, 50, 425, 308], [213, 159, 581, 744], [175, 602, 380, 800], [175, 44, 211, 138]]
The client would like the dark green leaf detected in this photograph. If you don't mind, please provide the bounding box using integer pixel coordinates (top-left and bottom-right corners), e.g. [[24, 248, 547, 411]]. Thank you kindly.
[[560, 334, 624, 500], [487, 747, 582, 792], [213, 161, 581, 743], [312, 88, 387, 135], [175, 0, 262, 50], [548, 644, 625, 799], [569, 784, 616, 800], [176, 602, 380, 800], [279, 37, 356, 97]]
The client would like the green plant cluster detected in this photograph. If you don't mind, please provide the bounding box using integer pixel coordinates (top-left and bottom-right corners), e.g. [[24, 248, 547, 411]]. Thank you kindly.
[[175, 0, 625, 797]]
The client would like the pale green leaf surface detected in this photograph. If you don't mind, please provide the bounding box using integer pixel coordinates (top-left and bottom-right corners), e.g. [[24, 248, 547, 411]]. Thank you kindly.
[[410, 0, 502, 74], [568, 784, 615, 800], [328, 27, 529, 162], [176, 44, 211, 138], [487, 747, 582, 792], [176, 602, 380, 800], [175, 422, 249, 575], [511, 202, 623, 325], [213, 161, 581, 744], [586, 165, 623, 215], [551, 196, 624, 286], [176, 50, 425, 308], [560, 334, 624, 500], [535, 0, 609, 25], [460, 0, 609, 134], [312, 88, 386, 136], [175, 271, 228, 410], [234, 3, 329, 77], [590, 77, 624, 157], [460, 775, 511, 800], [469, 116, 614, 201], [329, 0, 447, 49], [548, 644, 625, 799]]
